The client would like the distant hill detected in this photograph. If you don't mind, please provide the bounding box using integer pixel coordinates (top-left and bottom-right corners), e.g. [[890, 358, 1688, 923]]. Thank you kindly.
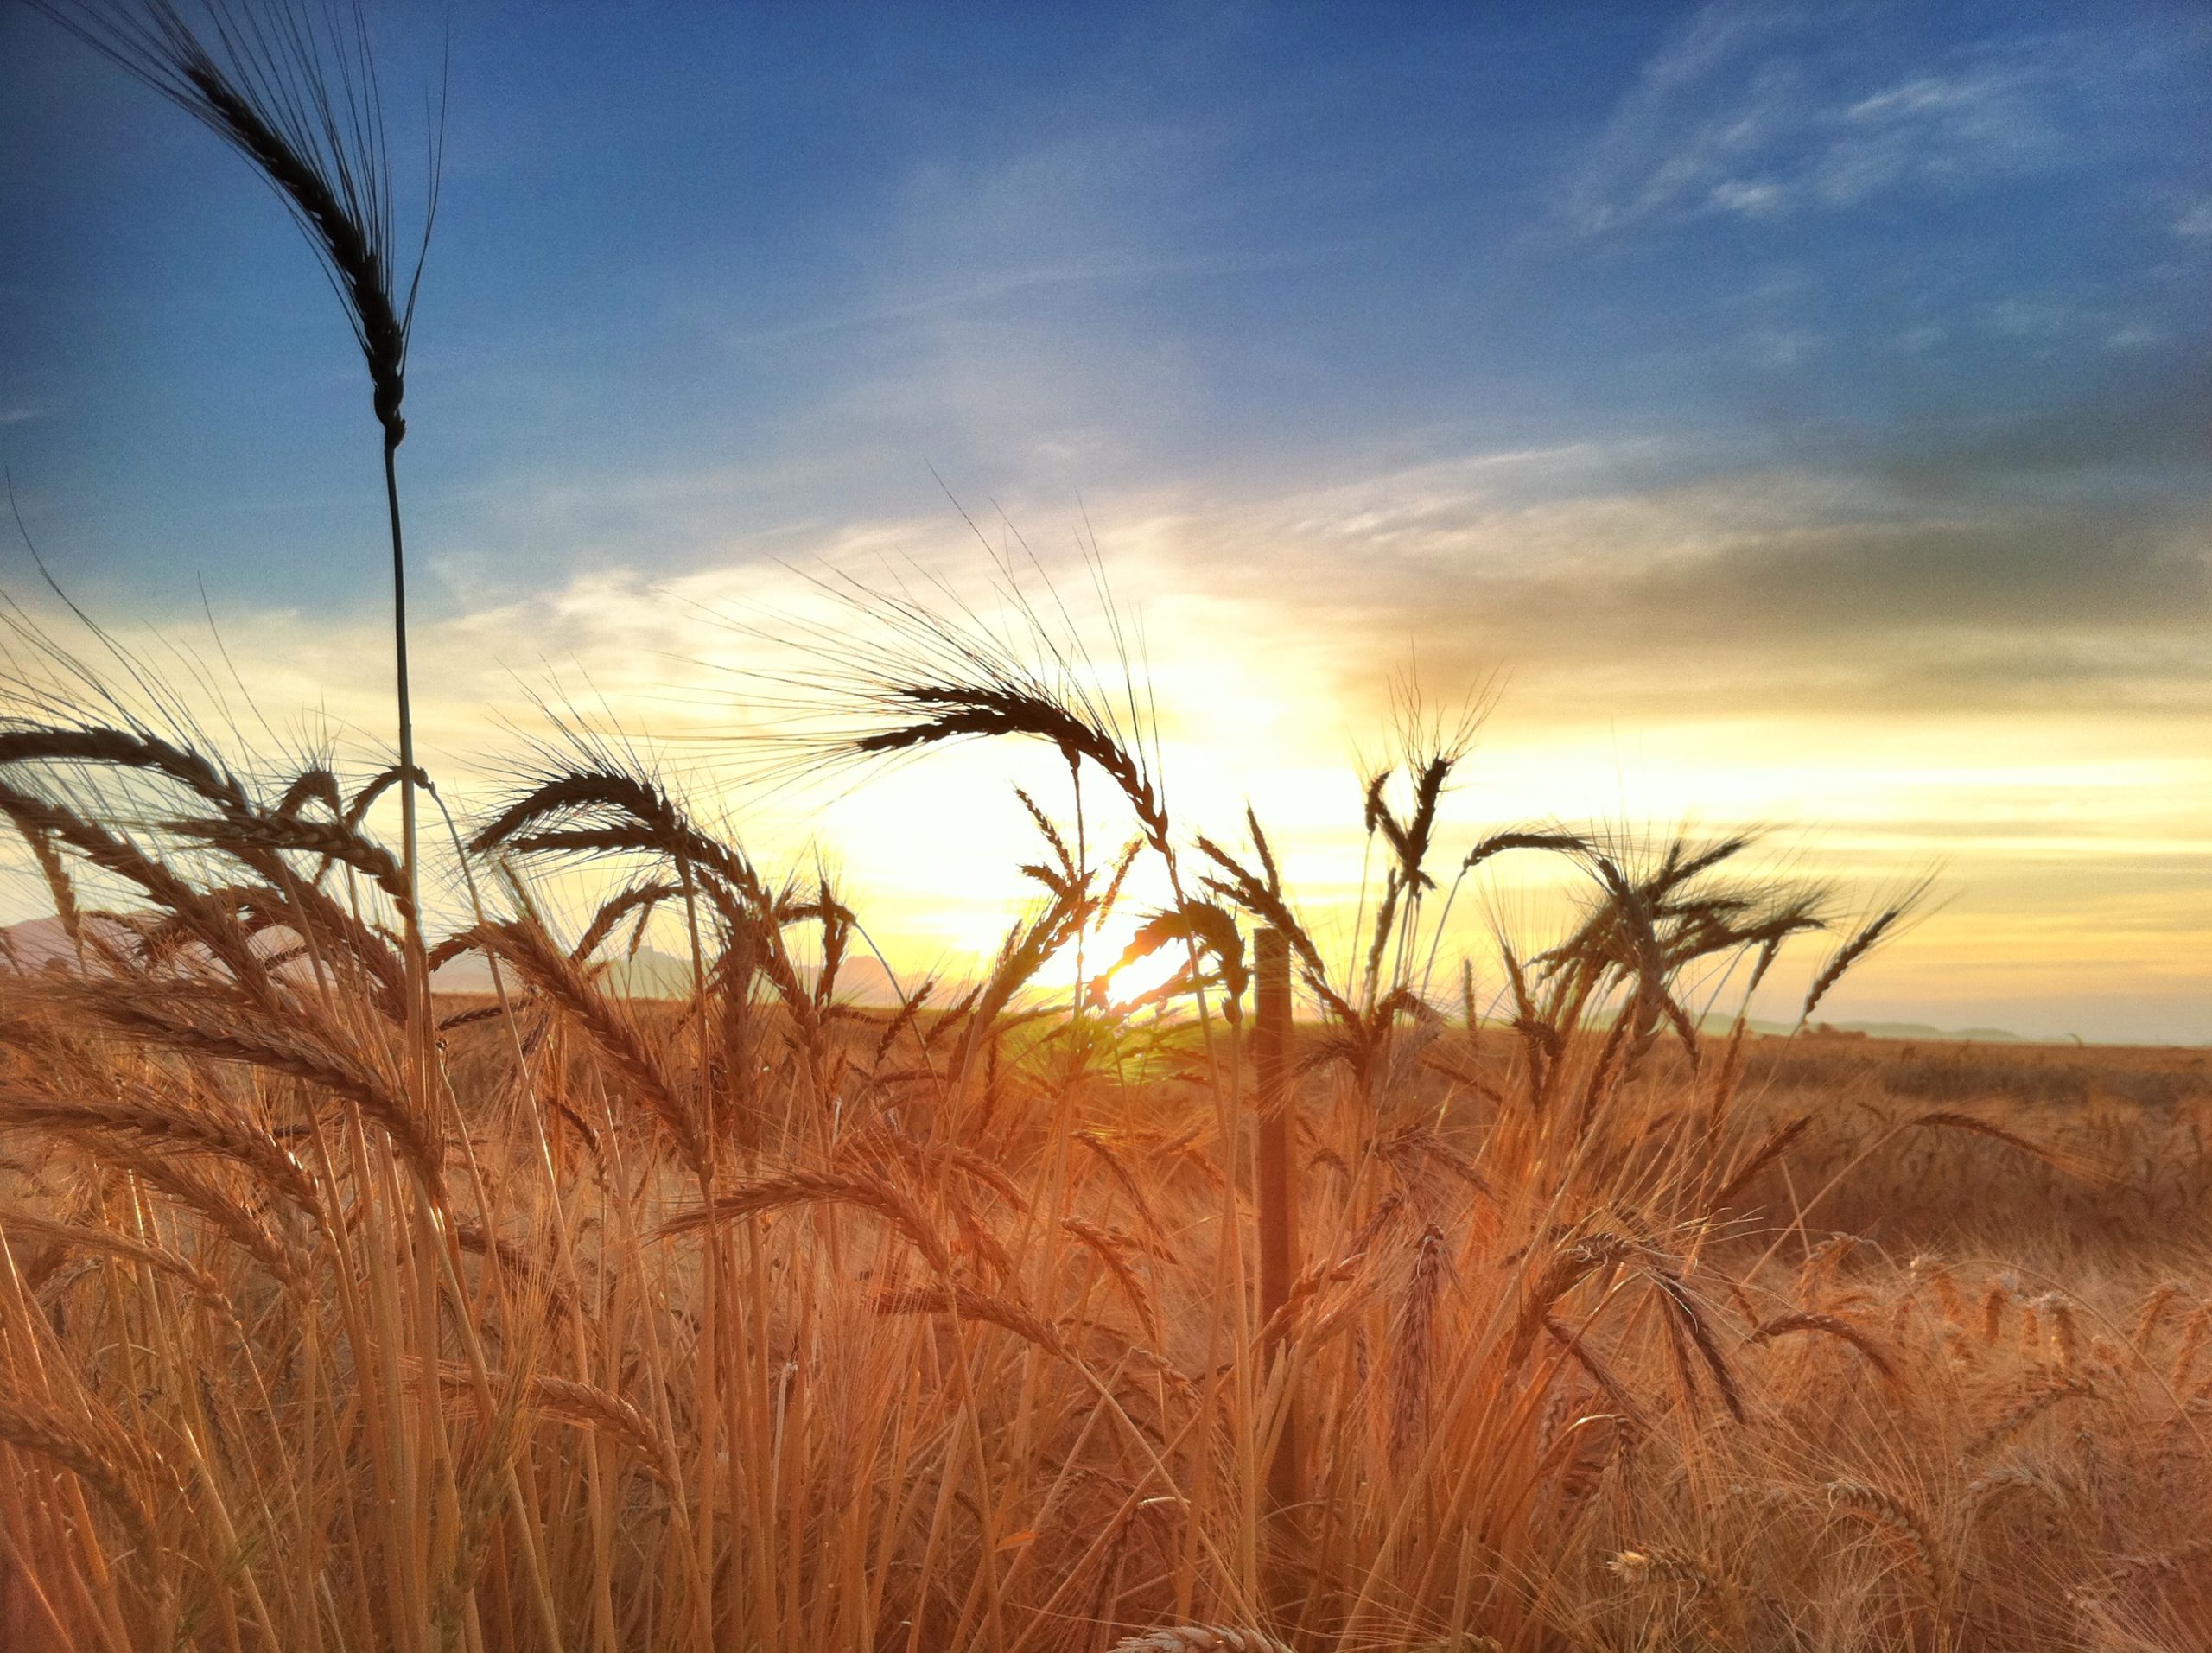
[[1722, 1011, 2022, 1043], [0, 914, 136, 973], [1818, 1020, 2022, 1044]]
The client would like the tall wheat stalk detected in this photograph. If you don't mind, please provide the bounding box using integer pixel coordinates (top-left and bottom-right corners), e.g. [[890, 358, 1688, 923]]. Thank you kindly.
[[35, 0, 442, 950]]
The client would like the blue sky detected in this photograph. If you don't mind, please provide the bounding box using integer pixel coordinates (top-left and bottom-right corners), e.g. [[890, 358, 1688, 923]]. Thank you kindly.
[[2, 1, 2209, 1038], [7, 0, 2202, 614]]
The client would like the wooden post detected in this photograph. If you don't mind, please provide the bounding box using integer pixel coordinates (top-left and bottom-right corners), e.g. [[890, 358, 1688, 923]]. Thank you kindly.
[[1254, 926, 1301, 1516]]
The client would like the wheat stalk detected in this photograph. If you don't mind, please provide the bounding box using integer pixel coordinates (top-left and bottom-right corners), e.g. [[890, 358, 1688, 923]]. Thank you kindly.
[[35, 0, 443, 957]]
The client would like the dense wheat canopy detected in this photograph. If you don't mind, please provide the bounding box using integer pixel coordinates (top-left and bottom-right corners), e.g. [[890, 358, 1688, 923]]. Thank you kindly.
[[0, 622, 2204, 1649]]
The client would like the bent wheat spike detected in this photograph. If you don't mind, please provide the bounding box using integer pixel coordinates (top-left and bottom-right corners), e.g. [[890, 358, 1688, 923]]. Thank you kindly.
[[1827, 1478, 1945, 1597], [1104, 1631, 1294, 1653]]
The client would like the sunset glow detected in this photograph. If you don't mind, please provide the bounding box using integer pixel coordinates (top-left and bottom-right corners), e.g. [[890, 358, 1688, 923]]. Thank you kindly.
[[3, 1, 2205, 1040]]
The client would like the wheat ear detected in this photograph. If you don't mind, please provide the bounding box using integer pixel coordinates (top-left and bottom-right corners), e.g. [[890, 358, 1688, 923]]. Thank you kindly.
[[1103, 1630, 1294, 1653]]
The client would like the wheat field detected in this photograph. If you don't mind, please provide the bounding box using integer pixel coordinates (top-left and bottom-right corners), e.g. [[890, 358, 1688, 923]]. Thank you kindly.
[[6, 3, 2207, 1650], [0, 685, 2205, 1652]]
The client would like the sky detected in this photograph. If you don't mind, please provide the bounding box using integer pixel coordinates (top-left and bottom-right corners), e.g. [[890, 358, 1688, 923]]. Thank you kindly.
[[1, 0, 2208, 1041]]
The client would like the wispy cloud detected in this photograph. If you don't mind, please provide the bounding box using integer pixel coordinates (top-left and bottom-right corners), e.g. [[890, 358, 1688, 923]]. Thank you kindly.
[[720, 246, 1333, 352], [1560, 4, 2134, 238]]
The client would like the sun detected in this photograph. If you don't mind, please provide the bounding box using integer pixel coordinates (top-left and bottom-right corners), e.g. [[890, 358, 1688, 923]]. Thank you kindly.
[[1065, 906, 1191, 1011], [928, 900, 1198, 1012]]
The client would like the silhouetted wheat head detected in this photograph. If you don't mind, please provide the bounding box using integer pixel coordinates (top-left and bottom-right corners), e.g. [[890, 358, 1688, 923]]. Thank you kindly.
[[35, 0, 437, 454], [740, 561, 1175, 856], [36, 0, 448, 976]]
